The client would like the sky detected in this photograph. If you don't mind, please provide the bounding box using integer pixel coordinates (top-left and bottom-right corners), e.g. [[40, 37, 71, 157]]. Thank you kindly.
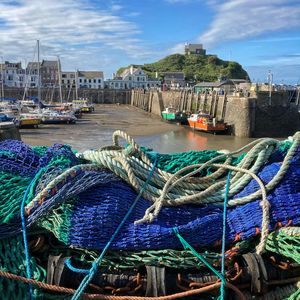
[[0, 0, 299, 83]]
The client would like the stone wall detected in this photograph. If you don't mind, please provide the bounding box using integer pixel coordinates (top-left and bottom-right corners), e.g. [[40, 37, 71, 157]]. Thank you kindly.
[[2, 88, 131, 104], [0, 123, 21, 141], [253, 91, 299, 137], [131, 89, 300, 137]]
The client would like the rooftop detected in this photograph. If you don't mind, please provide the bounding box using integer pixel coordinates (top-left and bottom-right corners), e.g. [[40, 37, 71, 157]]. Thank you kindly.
[[78, 71, 104, 78]]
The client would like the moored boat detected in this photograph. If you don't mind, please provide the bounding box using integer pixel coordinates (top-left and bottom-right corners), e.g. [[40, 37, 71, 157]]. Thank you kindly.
[[40, 109, 77, 124], [187, 112, 227, 133], [161, 107, 188, 124], [15, 113, 41, 128], [72, 99, 94, 113]]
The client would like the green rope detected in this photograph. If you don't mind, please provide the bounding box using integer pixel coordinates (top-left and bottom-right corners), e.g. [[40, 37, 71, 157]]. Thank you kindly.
[[266, 227, 300, 263], [173, 228, 226, 297]]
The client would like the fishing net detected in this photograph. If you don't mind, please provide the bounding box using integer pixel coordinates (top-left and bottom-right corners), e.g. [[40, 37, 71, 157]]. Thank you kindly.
[[0, 133, 299, 299]]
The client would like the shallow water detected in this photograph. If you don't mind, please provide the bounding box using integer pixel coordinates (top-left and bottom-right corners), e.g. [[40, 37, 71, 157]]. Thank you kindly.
[[20, 105, 278, 153], [137, 127, 256, 153]]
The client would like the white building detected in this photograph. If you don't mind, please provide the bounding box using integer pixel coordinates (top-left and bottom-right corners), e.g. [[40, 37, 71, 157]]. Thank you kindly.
[[61, 71, 76, 89], [26, 62, 40, 88], [105, 66, 161, 90], [0, 61, 26, 88], [77, 71, 104, 89]]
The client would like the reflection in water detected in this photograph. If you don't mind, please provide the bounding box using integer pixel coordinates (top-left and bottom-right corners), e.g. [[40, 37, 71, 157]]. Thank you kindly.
[[137, 127, 257, 153]]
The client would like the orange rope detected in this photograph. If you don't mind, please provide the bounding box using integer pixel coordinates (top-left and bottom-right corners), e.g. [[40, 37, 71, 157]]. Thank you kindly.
[[0, 270, 246, 300]]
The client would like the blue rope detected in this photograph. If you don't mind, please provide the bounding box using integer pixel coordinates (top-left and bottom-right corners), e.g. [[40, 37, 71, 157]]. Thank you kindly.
[[21, 168, 47, 299], [65, 258, 90, 274], [220, 171, 232, 300], [71, 157, 158, 300]]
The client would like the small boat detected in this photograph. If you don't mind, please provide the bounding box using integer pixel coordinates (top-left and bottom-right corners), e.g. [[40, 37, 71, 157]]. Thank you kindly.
[[187, 112, 227, 133], [72, 99, 94, 113], [161, 107, 188, 124], [40, 109, 77, 124], [16, 113, 41, 128], [0, 113, 14, 122]]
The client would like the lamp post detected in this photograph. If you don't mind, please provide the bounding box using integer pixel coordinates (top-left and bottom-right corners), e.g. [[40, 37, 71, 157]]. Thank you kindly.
[[0, 56, 4, 100], [268, 70, 273, 105]]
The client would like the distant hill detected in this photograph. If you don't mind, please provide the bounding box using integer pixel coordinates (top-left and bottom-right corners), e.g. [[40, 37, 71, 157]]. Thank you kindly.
[[117, 53, 249, 82]]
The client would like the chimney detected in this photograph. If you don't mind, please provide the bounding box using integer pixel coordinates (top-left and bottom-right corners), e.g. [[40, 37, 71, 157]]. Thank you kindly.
[[155, 71, 158, 79], [130, 65, 134, 75]]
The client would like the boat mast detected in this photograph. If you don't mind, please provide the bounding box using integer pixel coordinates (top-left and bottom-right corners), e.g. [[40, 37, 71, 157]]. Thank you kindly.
[[37, 40, 41, 100], [75, 69, 78, 99], [57, 56, 63, 103], [0, 57, 4, 100], [22, 59, 27, 101]]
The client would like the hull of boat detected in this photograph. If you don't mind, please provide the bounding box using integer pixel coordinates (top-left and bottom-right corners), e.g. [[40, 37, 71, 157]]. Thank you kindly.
[[18, 118, 41, 128], [162, 112, 187, 124], [41, 118, 76, 124], [187, 119, 227, 133], [80, 106, 93, 113]]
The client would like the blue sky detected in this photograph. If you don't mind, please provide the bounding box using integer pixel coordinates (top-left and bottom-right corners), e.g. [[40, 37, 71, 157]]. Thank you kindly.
[[0, 0, 299, 83]]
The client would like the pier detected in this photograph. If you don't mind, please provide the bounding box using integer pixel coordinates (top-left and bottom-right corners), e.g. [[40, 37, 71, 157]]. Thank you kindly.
[[131, 89, 300, 137]]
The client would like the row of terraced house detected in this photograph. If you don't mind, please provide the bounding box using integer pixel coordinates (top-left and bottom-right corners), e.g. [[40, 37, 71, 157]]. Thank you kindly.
[[0, 60, 104, 90], [0, 60, 190, 90]]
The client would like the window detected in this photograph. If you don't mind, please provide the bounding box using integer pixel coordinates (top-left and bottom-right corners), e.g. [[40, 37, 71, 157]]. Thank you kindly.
[[137, 77, 139, 81], [62, 74, 66, 78], [115, 82, 119, 87], [89, 79, 91, 83], [79, 79, 82, 83], [98, 79, 101, 83], [93, 79, 96, 83], [84, 79, 87, 83], [129, 76, 132, 80]]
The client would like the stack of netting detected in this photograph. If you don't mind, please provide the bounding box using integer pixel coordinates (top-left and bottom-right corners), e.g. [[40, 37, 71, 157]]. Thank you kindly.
[[0, 131, 299, 300]]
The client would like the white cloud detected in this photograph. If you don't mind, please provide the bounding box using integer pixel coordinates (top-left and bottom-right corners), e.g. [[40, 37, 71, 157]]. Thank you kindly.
[[0, 0, 154, 73], [168, 43, 185, 54], [198, 0, 300, 48]]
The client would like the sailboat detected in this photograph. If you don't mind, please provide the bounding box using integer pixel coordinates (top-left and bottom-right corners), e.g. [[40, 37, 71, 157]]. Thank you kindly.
[[17, 41, 42, 128], [27, 43, 76, 124]]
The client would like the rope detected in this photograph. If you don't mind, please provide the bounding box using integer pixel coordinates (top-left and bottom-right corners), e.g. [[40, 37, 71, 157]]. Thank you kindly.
[[221, 171, 232, 299], [137, 163, 270, 254], [20, 169, 46, 299], [0, 270, 246, 300], [70, 157, 158, 300], [80, 131, 299, 212]]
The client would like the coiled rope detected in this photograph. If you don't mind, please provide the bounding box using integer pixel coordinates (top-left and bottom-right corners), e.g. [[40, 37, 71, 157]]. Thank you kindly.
[[79, 130, 300, 254]]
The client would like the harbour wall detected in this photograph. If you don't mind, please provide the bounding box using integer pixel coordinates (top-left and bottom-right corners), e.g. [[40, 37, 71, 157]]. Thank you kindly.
[[2, 87, 299, 137], [131, 89, 300, 137], [3, 88, 131, 104]]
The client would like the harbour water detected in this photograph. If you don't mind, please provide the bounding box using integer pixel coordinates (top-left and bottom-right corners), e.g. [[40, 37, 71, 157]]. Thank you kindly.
[[20, 105, 269, 153]]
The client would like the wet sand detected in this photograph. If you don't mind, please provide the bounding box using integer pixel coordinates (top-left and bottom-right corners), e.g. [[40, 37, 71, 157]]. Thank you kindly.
[[21, 105, 181, 151], [21, 104, 283, 153]]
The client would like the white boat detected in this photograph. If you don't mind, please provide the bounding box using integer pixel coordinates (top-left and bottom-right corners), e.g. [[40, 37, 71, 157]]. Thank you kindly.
[[39, 109, 77, 124]]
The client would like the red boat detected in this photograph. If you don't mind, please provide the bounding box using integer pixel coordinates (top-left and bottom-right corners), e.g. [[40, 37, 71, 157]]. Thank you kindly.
[[187, 113, 227, 133]]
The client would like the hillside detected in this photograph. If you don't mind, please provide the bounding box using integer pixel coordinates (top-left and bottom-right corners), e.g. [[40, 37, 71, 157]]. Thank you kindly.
[[117, 53, 249, 82]]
